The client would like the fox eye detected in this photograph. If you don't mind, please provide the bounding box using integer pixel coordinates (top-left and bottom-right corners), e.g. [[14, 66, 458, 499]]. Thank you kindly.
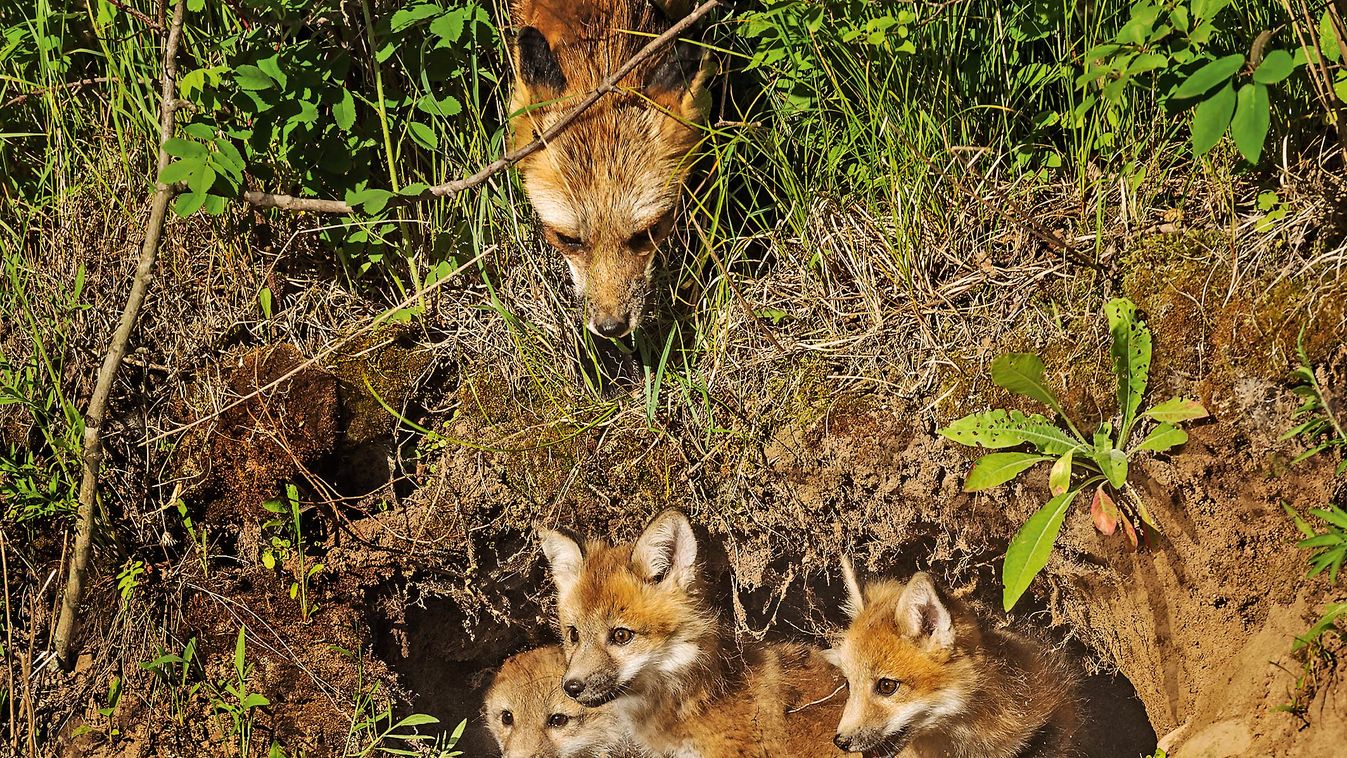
[[555, 231, 583, 249], [609, 627, 635, 646], [567, 626, 579, 644], [875, 678, 900, 697], [501, 709, 514, 726], [547, 713, 570, 728], [626, 227, 656, 251]]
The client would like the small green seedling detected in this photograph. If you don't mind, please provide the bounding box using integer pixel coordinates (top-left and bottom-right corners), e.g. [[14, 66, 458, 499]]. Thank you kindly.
[[1286, 503, 1347, 583], [211, 628, 271, 758], [1282, 334, 1346, 473], [262, 483, 322, 621], [940, 298, 1208, 610]]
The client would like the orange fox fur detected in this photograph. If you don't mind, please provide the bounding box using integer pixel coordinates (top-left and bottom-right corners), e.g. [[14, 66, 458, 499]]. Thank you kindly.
[[538, 510, 847, 758], [825, 565, 1081, 758], [509, 0, 711, 338], [485, 645, 641, 757]]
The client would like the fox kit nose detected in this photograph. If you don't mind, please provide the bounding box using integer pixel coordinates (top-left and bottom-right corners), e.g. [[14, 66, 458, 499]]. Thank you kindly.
[[833, 734, 852, 752], [563, 678, 586, 698], [589, 314, 632, 339]]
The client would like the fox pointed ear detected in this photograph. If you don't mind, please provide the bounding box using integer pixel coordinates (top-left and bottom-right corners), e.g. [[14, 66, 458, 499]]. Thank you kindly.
[[646, 39, 711, 121], [896, 572, 955, 649], [516, 26, 567, 94], [538, 527, 585, 597], [840, 555, 865, 620], [632, 509, 698, 587]]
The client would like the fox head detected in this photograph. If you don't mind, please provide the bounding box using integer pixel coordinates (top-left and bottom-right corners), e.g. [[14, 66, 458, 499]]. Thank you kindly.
[[537, 509, 717, 707], [510, 1, 712, 338], [823, 565, 973, 757], [485, 646, 626, 758]]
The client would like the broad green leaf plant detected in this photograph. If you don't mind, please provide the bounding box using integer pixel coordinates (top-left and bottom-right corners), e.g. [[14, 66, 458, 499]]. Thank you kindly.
[[940, 298, 1208, 610], [1077, 0, 1320, 164]]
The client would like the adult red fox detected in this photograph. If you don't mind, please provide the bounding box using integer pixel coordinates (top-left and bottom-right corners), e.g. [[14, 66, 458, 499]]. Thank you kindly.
[[509, 1, 712, 338], [824, 562, 1083, 757], [537, 510, 848, 757]]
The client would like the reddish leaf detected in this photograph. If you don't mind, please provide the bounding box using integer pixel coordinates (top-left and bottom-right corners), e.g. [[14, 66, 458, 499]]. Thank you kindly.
[[1120, 511, 1139, 550], [1091, 486, 1119, 535]]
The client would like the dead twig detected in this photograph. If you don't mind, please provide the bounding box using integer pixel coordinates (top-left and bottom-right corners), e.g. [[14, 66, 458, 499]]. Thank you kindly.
[[51, 0, 187, 669], [2, 78, 114, 110], [240, 0, 722, 214]]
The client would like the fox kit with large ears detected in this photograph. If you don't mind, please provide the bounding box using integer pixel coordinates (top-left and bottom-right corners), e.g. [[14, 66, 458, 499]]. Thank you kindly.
[[824, 562, 1083, 758], [537, 510, 848, 758], [485, 645, 642, 757], [508, 0, 712, 338]]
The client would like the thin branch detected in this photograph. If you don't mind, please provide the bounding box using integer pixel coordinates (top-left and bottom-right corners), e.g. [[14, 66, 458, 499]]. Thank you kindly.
[[51, 0, 187, 669], [2, 78, 113, 110], [240, 0, 722, 214], [103, 0, 164, 31]]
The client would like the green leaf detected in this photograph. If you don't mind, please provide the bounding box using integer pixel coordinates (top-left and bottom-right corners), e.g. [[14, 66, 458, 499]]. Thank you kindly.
[[333, 89, 356, 131], [187, 165, 215, 196], [1191, 82, 1235, 157], [1093, 447, 1129, 489], [408, 121, 438, 150], [1003, 489, 1077, 611], [1311, 506, 1347, 531], [939, 410, 1079, 455], [1144, 397, 1208, 422], [429, 11, 465, 45], [1136, 422, 1188, 452], [233, 64, 274, 91], [163, 138, 208, 160], [392, 713, 441, 728], [1230, 83, 1270, 164], [1105, 298, 1151, 438], [256, 55, 287, 89], [1284, 503, 1318, 539], [990, 353, 1065, 416], [416, 93, 463, 118], [1253, 49, 1295, 84], [397, 182, 429, 197], [1191, 0, 1234, 22], [234, 628, 247, 680], [1091, 486, 1120, 535], [240, 693, 270, 709], [157, 158, 199, 186], [1049, 451, 1072, 496], [1322, 11, 1343, 63], [202, 195, 229, 216], [964, 452, 1051, 492], [1173, 54, 1244, 99], [172, 190, 207, 217], [391, 3, 441, 31], [346, 188, 394, 215]]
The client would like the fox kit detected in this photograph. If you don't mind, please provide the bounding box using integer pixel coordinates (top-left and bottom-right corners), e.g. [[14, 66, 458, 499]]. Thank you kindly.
[[538, 510, 847, 758], [486, 645, 639, 757], [824, 565, 1081, 758], [509, 0, 712, 338]]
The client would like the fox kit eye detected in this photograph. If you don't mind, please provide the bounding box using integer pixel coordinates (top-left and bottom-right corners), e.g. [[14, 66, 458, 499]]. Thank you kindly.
[[555, 231, 583, 249], [567, 626, 579, 644], [609, 627, 635, 646], [547, 713, 570, 728], [875, 678, 900, 697], [501, 709, 514, 726]]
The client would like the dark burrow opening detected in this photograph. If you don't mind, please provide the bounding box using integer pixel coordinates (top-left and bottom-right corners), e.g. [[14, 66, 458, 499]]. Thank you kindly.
[[370, 536, 1159, 757]]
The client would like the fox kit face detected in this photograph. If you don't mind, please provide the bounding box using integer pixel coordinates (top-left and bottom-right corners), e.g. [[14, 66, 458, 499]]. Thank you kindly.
[[538, 510, 714, 708], [824, 569, 971, 758], [485, 646, 625, 758], [510, 1, 711, 338]]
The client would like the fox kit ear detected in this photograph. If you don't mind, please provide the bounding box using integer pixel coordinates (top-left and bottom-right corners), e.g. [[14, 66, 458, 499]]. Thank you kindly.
[[539, 527, 585, 597], [516, 26, 567, 95], [840, 555, 865, 620], [821, 647, 845, 669], [633, 509, 698, 587], [896, 572, 955, 650]]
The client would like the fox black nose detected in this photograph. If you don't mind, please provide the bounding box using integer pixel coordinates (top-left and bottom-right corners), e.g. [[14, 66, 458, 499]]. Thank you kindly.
[[590, 315, 631, 339], [563, 679, 585, 698], [833, 734, 852, 752]]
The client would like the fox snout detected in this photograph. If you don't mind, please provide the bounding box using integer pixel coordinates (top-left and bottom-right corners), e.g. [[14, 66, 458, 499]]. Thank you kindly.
[[567, 248, 653, 340], [561, 653, 622, 707]]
